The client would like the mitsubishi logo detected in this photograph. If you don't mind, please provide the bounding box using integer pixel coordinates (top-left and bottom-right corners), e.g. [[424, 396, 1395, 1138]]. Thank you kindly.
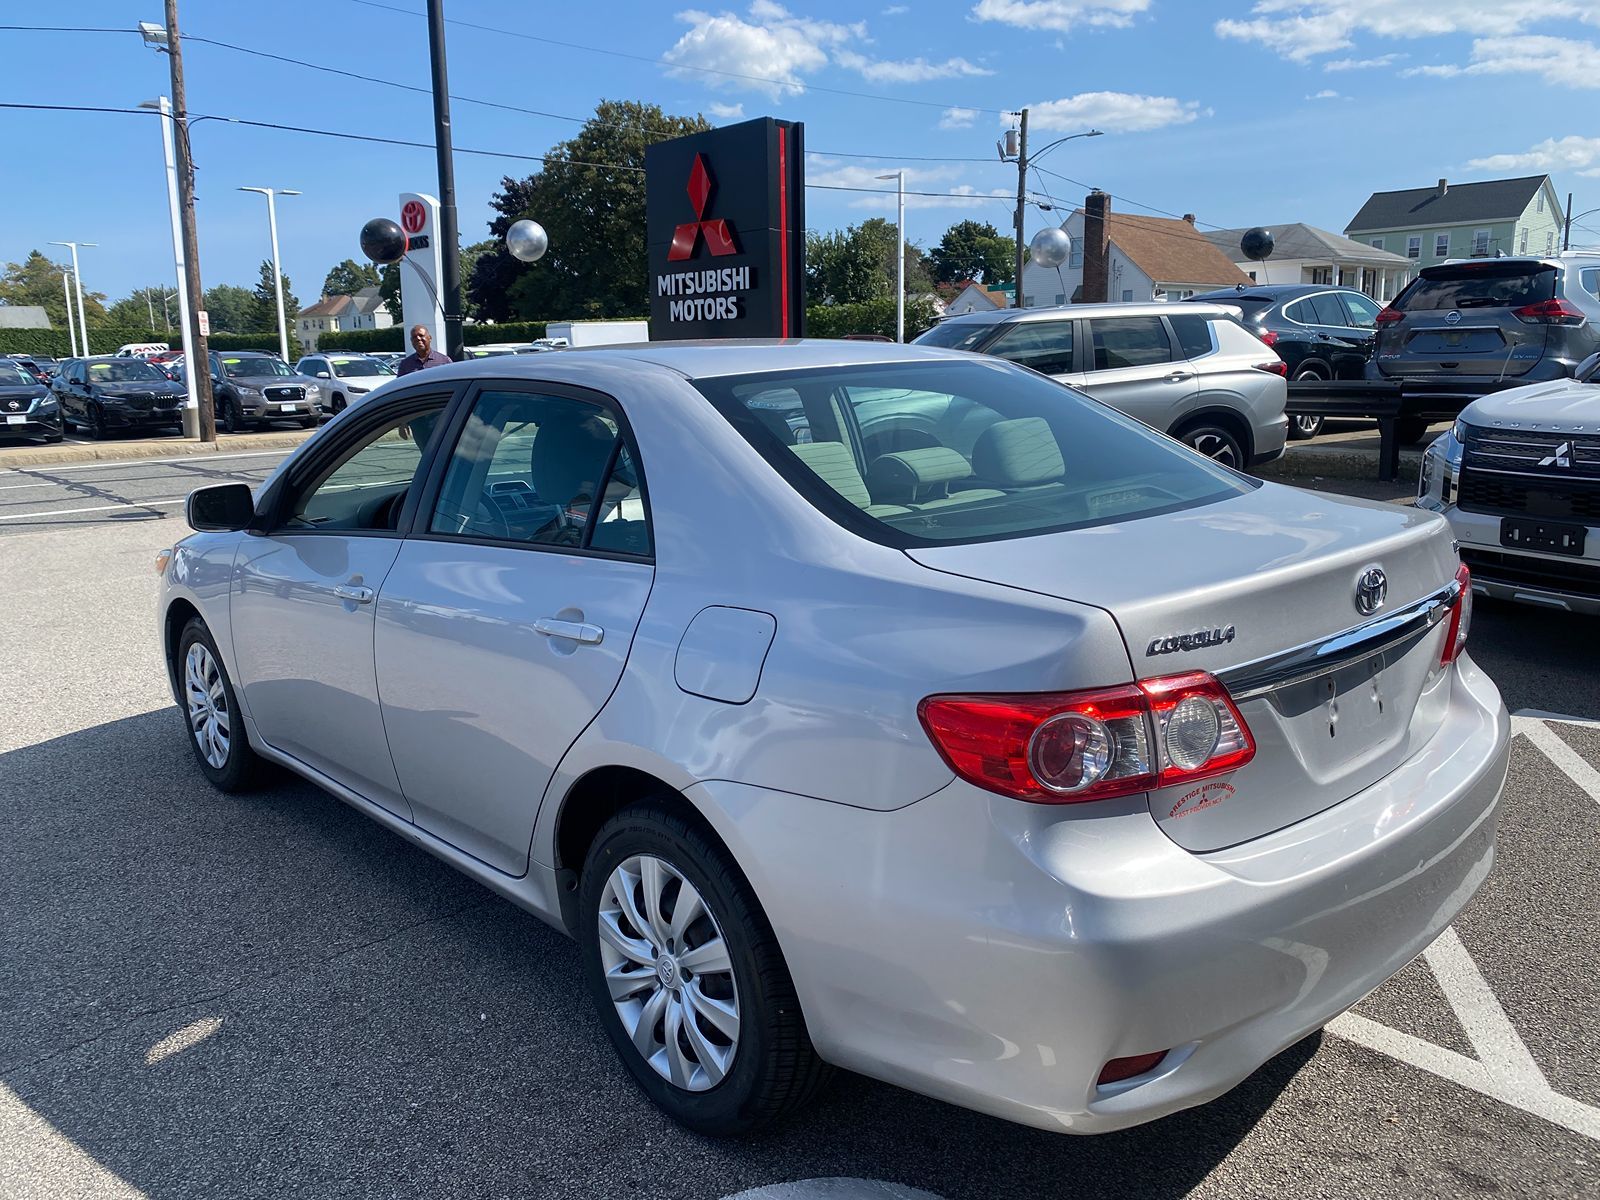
[[1538, 441, 1573, 468], [668, 154, 739, 261]]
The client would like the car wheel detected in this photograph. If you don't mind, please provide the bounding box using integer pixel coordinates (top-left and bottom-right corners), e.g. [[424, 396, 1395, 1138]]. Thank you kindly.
[[578, 802, 831, 1136], [331, 394, 347, 414], [45, 428, 63, 444], [88, 404, 107, 440], [1178, 422, 1247, 470], [298, 417, 318, 429], [176, 617, 266, 792], [222, 397, 242, 435], [1395, 417, 1433, 445], [1288, 367, 1326, 440]]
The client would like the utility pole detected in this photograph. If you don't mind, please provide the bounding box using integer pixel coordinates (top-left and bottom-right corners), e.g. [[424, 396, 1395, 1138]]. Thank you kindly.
[[877, 171, 905, 341], [1013, 107, 1028, 308], [162, 0, 216, 441], [1565, 191, 1574, 251], [426, 0, 464, 362], [147, 292, 157, 332]]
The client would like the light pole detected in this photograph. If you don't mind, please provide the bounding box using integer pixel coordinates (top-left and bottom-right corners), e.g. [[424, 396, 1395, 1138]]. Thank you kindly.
[[1002, 125, 1101, 308], [49, 241, 95, 356], [140, 96, 200, 436], [239, 186, 301, 362], [877, 171, 906, 342], [61, 271, 79, 359]]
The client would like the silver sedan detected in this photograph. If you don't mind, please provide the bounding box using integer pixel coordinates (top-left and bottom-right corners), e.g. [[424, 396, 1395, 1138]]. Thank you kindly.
[[157, 341, 1509, 1137]]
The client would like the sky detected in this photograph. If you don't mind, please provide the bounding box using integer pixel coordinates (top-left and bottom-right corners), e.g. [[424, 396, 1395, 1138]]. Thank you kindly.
[[4, 0, 1600, 307]]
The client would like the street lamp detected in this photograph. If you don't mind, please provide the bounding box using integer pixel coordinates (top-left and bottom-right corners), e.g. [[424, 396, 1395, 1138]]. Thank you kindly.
[[238, 186, 302, 361], [140, 96, 200, 435], [61, 271, 78, 360], [1000, 120, 1103, 307], [48, 241, 95, 357], [876, 172, 906, 342]]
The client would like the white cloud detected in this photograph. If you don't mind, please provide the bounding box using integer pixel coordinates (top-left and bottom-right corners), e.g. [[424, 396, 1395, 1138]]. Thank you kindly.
[[1323, 52, 1403, 70], [940, 106, 980, 129], [882, 3, 909, 12], [1023, 91, 1206, 133], [1305, 88, 1341, 99], [1467, 134, 1600, 174], [834, 50, 994, 82], [664, 3, 864, 97], [1216, 1, 1600, 64], [970, 0, 1150, 32], [1404, 35, 1600, 89], [806, 157, 1013, 210], [706, 101, 746, 119]]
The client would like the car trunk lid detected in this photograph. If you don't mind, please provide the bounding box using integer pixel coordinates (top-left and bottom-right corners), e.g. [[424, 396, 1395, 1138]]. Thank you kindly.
[[1376, 261, 1559, 379], [906, 484, 1463, 852]]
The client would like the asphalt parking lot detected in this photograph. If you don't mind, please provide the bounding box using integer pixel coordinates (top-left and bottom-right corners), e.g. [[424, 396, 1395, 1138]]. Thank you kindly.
[[1, 450, 1597, 1198]]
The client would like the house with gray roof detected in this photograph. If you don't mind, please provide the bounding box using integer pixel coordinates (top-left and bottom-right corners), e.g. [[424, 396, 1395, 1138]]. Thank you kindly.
[[1202, 223, 1413, 301], [0, 306, 52, 330], [1344, 175, 1564, 273]]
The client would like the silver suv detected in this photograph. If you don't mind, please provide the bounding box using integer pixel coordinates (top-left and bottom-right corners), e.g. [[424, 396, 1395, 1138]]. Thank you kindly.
[[914, 302, 1288, 469]]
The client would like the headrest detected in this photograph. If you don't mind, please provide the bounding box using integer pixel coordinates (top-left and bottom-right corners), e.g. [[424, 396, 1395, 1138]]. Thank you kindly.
[[867, 447, 973, 504], [790, 441, 871, 509], [972, 418, 1065, 486]]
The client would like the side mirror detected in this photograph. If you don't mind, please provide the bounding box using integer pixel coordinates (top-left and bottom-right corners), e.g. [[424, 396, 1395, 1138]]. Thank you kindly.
[[186, 483, 255, 532], [316, 370, 330, 378]]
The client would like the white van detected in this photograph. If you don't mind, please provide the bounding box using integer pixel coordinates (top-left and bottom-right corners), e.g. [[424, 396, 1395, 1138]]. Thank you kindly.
[[115, 343, 172, 358]]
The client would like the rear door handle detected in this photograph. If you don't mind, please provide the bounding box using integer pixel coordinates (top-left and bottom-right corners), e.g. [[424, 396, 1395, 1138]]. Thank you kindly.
[[332, 584, 374, 604], [535, 617, 604, 645]]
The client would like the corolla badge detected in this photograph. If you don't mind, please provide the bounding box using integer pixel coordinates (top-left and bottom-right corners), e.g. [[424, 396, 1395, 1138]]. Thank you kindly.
[[1147, 625, 1236, 656], [1444, 311, 1462, 325], [1355, 566, 1388, 616]]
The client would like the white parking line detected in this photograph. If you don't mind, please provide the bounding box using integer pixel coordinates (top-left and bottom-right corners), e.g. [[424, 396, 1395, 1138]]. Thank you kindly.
[[0, 498, 184, 521], [1513, 715, 1600, 807], [0, 482, 55, 491], [0, 449, 287, 476]]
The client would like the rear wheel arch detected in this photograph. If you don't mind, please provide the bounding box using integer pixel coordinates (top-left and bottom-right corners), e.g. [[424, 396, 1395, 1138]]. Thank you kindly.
[[1292, 360, 1329, 381], [1172, 406, 1254, 460]]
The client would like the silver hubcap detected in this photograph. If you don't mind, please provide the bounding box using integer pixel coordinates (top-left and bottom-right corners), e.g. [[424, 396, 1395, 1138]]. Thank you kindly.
[[1294, 415, 1320, 434], [184, 642, 231, 769], [597, 854, 740, 1092], [1189, 431, 1240, 468]]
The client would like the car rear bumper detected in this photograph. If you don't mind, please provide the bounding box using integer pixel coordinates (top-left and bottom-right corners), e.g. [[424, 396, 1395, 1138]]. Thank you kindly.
[[688, 657, 1508, 1134]]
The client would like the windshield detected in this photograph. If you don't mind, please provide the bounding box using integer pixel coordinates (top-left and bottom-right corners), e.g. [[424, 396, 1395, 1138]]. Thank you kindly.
[[696, 359, 1252, 548], [911, 320, 998, 352], [3, 363, 36, 387], [330, 356, 393, 378], [222, 357, 293, 378], [87, 360, 166, 382], [1395, 264, 1557, 311]]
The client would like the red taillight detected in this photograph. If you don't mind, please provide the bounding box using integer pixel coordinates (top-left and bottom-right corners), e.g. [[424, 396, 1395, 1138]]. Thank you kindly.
[[1098, 1051, 1168, 1085], [1512, 298, 1586, 326], [1441, 562, 1472, 666], [1259, 329, 1279, 347], [1375, 306, 1404, 326], [918, 672, 1255, 804], [1253, 360, 1288, 376]]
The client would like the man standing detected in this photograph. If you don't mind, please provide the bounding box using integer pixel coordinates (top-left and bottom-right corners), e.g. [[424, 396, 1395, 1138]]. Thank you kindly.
[[397, 324, 451, 375]]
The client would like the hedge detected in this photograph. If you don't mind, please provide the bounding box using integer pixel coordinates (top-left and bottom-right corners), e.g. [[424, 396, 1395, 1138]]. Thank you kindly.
[[804, 297, 941, 341], [210, 332, 290, 354], [0, 327, 294, 358]]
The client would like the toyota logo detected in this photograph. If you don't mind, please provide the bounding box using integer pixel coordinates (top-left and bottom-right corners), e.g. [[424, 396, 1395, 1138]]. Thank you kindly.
[[1444, 311, 1462, 325], [1355, 566, 1388, 616]]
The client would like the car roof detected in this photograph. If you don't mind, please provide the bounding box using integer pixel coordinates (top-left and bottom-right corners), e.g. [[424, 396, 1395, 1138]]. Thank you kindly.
[[1191, 283, 1361, 300], [933, 301, 1240, 328]]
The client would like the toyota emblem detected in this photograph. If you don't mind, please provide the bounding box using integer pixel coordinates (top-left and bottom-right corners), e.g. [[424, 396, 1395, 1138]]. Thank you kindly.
[[1444, 311, 1462, 325], [1355, 566, 1388, 616]]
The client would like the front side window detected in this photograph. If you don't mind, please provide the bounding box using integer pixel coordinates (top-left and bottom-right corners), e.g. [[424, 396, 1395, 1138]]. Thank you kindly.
[[429, 389, 651, 556], [696, 359, 1252, 548], [985, 320, 1075, 375], [286, 403, 447, 531], [1089, 316, 1173, 370]]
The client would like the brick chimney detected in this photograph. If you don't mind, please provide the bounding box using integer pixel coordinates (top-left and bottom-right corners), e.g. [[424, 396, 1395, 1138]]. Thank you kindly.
[[1081, 190, 1111, 304], [1437, 178, 1449, 197], [1182, 213, 1196, 225]]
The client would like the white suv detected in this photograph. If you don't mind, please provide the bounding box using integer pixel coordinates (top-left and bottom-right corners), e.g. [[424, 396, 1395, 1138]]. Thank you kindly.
[[1418, 351, 1600, 613], [915, 302, 1288, 470]]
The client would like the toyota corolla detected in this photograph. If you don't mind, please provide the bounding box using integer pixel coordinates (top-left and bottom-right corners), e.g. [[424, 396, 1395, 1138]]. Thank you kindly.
[[157, 341, 1508, 1136]]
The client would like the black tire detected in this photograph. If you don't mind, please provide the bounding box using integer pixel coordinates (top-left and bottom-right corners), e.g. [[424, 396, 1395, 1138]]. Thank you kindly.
[[331, 394, 347, 414], [1395, 417, 1433, 445], [578, 801, 831, 1136], [175, 617, 266, 793], [88, 404, 107, 440], [44, 429, 63, 444], [222, 396, 243, 435], [298, 417, 319, 429], [1288, 366, 1326, 440], [1176, 420, 1247, 470]]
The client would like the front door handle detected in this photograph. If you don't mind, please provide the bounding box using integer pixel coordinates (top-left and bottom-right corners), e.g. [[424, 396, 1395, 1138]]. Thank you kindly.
[[534, 617, 604, 645], [332, 584, 374, 604], [1165, 371, 1192, 382]]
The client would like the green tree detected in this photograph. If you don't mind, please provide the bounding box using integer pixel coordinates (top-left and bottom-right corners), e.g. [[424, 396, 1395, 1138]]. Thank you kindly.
[[0, 250, 109, 328], [321, 258, 381, 297], [929, 219, 1015, 285], [201, 284, 256, 333], [106, 285, 183, 334], [378, 264, 402, 322], [247, 260, 300, 335], [805, 218, 932, 306], [470, 100, 712, 321], [456, 240, 495, 322]]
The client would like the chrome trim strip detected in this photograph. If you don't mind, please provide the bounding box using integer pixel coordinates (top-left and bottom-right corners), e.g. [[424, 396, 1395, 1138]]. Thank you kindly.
[[1218, 581, 1458, 701]]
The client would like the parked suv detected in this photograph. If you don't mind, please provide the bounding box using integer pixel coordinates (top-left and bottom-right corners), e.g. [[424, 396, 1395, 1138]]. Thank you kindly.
[[915, 302, 1288, 469], [1188, 284, 1382, 438], [1419, 350, 1600, 614], [0, 357, 63, 443], [178, 351, 324, 432], [293, 353, 395, 413], [1371, 254, 1600, 441]]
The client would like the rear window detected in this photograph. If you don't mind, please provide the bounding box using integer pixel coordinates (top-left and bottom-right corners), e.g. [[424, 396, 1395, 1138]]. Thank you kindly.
[[1394, 264, 1557, 311], [695, 359, 1252, 548], [911, 320, 996, 352]]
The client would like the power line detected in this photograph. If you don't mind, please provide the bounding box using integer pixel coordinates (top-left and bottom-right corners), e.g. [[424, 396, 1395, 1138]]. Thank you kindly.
[[0, 24, 134, 33], [1032, 163, 1225, 231]]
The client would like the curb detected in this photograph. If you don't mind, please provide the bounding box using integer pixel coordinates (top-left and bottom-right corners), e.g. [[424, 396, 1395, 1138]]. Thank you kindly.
[[0, 430, 315, 469], [1257, 443, 1424, 485]]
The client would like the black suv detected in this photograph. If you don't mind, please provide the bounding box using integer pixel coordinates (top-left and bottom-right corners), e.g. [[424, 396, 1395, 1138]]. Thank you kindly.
[[52, 356, 186, 438], [1188, 284, 1383, 438], [176, 351, 324, 432], [0, 358, 63, 443]]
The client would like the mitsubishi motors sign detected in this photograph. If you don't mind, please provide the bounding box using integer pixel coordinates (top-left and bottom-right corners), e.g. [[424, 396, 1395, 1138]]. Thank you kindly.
[[645, 117, 805, 339]]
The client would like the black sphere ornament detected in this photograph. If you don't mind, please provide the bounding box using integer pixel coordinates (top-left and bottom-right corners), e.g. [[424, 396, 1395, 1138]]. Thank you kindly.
[[1240, 227, 1276, 262], [360, 217, 407, 265]]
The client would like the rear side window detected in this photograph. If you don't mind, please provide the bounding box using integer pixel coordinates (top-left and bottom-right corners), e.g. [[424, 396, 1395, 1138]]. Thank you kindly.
[[1305, 294, 1350, 326], [1088, 316, 1173, 370], [1166, 313, 1216, 359], [1394, 265, 1557, 311], [696, 359, 1252, 548], [1579, 268, 1600, 301], [911, 320, 994, 352], [985, 320, 1075, 374]]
